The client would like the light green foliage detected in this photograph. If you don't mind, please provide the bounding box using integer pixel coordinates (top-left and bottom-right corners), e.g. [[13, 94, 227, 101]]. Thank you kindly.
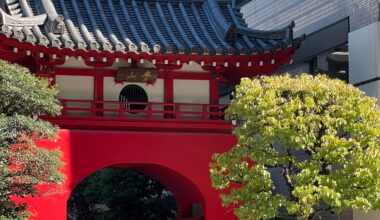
[[0, 60, 64, 218], [210, 74, 380, 220]]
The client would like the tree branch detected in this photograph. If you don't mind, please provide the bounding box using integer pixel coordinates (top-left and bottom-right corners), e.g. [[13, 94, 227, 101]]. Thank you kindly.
[[305, 147, 314, 157], [282, 165, 294, 191], [282, 149, 295, 201]]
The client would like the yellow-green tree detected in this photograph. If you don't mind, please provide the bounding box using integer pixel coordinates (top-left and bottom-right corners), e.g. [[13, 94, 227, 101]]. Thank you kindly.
[[0, 61, 64, 218], [210, 74, 380, 220]]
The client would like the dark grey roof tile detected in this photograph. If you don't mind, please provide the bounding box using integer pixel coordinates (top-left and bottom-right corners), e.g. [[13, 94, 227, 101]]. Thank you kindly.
[[0, 0, 297, 55], [106, 0, 136, 52]]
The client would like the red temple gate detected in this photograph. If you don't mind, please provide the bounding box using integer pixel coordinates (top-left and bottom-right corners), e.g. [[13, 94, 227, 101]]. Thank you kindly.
[[0, 0, 301, 219]]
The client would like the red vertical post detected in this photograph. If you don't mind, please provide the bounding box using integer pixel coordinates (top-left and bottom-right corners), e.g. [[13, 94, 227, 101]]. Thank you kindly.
[[147, 103, 152, 119], [209, 74, 219, 120], [94, 69, 104, 117], [61, 100, 67, 117], [164, 72, 174, 118], [49, 74, 56, 87], [203, 104, 208, 120]]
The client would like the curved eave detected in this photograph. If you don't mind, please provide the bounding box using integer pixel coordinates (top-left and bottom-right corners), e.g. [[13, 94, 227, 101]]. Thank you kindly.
[[0, 33, 297, 84]]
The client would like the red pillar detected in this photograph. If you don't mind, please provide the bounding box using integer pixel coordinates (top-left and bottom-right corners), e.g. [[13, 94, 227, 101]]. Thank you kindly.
[[94, 69, 104, 117], [210, 74, 219, 119], [164, 72, 174, 118]]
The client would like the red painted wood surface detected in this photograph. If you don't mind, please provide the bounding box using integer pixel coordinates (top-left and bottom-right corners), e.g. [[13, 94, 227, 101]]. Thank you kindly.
[[22, 129, 237, 220], [0, 34, 295, 84], [54, 100, 228, 120], [54, 68, 214, 80], [164, 72, 174, 118], [42, 100, 231, 133]]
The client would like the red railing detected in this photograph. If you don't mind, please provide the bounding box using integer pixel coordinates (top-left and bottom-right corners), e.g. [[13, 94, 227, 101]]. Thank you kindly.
[[55, 99, 228, 122]]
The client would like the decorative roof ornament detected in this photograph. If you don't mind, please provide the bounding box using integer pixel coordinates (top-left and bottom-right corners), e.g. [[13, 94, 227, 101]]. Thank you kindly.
[[45, 14, 64, 35], [0, 8, 46, 26]]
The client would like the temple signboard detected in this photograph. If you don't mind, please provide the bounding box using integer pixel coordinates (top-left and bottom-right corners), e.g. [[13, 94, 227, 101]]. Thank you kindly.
[[116, 68, 159, 83]]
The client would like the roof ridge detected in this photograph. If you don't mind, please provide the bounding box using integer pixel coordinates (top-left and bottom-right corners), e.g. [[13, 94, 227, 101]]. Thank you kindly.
[[41, 0, 64, 34], [235, 21, 295, 40], [204, 0, 237, 42]]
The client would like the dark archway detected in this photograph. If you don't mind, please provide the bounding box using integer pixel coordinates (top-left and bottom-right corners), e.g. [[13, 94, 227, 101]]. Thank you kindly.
[[67, 167, 177, 220]]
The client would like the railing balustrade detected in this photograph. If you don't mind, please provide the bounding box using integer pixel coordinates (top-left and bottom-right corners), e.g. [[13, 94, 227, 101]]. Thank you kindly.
[[54, 99, 228, 122]]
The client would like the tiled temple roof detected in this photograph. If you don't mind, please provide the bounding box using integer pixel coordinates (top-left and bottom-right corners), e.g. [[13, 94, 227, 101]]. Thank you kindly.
[[0, 0, 297, 56]]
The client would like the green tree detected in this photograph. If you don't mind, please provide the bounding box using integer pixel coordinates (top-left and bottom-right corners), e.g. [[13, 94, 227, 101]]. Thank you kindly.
[[67, 168, 177, 220], [0, 60, 64, 218], [210, 74, 380, 220]]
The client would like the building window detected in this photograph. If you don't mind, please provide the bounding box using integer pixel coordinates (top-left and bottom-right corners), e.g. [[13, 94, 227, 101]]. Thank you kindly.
[[119, 85, 148, 111], [315, 44, 349, 82]]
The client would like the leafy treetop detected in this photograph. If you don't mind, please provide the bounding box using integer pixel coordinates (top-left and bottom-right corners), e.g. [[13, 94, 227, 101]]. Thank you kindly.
[[0, 60, 64, 219], [210, 74, 380, 220]]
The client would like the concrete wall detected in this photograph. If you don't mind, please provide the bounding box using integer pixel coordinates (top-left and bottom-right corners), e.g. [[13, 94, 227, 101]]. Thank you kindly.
[[349, 21, 380, 103], [241, 0, 379, 37], [349, 27, 380, 220], [354, 210, 380, 220]]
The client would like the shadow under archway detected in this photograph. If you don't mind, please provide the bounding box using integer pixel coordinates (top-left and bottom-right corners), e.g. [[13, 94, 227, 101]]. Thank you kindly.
[[67, 163, 206, 220], [67, 167, 177, 220]]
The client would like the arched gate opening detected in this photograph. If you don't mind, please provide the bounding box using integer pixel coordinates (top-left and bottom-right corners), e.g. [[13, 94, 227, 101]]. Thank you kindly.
[[66, 163, 206, 220], [25, 130, 237, 220], [67, 167, 177, 220]]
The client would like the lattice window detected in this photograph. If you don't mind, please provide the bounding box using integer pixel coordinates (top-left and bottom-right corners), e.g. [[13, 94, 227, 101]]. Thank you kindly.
[[119, 84, 148, 111]]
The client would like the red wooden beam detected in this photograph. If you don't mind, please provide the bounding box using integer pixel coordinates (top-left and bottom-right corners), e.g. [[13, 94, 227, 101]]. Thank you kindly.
[[0, 33, 296, 85], [53, 68, 213, 81], [44, 118, 232, 133]]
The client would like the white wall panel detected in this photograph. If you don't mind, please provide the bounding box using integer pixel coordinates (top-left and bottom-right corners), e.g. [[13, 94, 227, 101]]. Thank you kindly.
[[56, 75, 94, 100], [173, 80, 209, 104]]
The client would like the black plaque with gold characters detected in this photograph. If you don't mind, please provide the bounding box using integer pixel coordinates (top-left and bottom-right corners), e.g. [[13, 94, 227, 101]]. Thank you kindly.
[[116, 68, 159, 83]]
